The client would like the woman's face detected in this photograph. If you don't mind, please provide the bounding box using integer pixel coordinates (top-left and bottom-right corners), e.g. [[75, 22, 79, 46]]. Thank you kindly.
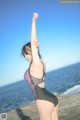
[[25, 54, 32, 62]]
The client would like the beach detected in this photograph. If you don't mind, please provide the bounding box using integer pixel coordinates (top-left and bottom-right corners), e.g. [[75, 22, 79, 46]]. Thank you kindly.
[[7, 92, 80, 120]]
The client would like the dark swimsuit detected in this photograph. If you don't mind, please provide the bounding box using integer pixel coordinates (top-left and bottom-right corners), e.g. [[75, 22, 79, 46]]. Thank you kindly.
[[24, 64, 58, 106]]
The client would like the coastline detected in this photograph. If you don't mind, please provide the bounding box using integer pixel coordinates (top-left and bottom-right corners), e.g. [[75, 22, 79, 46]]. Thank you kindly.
[[7, 92, 80, 120]]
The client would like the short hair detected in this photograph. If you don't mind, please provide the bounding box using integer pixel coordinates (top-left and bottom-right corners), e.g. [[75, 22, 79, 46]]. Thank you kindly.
[[22, 42, 42, 58]]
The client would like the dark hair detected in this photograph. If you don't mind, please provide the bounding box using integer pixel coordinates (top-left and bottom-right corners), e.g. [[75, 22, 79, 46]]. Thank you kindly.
[[22, 42, 42, 58], [22, 42, 31, 57]]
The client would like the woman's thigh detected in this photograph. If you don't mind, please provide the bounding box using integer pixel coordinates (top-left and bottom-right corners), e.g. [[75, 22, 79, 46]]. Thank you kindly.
[[52, 104, 59, 120], [36, 99, 55, 116]]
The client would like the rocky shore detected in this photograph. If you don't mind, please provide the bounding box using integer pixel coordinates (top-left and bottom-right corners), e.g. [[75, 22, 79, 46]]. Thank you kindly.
[[7, 92, 80, 120]]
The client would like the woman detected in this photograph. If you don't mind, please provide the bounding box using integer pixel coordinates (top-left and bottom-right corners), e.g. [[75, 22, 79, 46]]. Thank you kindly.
[[22, 13, 58, 120]]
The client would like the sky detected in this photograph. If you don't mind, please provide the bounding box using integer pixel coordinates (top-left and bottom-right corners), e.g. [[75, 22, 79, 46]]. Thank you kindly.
[[0, 0, 80, 87]]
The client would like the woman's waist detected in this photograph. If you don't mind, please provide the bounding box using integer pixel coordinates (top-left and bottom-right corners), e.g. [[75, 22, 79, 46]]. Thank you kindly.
[[37, 82, 45, 88]]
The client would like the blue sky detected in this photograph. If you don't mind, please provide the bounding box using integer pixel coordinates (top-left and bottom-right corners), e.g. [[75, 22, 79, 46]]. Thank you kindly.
[[0, 0, 80, 87]]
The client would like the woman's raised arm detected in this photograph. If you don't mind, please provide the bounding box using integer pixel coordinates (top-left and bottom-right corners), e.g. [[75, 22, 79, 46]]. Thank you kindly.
[[31, 13, 41, 65]]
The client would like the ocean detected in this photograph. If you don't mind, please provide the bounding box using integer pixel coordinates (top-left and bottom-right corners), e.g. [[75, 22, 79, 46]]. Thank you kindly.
[[0, 63, 80, 113]]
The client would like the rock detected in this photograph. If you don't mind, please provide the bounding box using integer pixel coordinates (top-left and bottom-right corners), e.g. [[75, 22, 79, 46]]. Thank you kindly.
[[7, 93, 80, 120]]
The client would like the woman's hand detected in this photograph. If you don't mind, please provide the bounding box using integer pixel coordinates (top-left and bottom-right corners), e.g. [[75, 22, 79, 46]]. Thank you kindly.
[[32, 13, 38, 21]]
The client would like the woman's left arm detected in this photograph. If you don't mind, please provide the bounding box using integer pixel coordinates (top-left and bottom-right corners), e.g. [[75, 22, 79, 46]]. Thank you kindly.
[[30, 13, 41, 66], [30, 13, 44, 78]]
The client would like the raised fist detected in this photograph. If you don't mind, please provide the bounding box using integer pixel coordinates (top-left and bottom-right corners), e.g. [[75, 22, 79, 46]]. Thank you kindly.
[[33, 13, 38, 21]]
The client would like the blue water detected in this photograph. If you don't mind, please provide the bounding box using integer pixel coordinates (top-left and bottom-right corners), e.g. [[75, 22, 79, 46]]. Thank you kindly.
[[0, 63, 80, 113]]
